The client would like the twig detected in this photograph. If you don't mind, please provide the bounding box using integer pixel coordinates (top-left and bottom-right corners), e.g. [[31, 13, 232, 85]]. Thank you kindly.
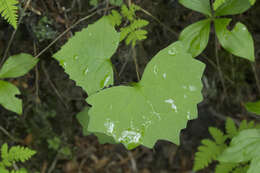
[[140, 7, 179, 39], [41, 62, 69, 109], [0, 126, 22, 143], [47, 154, 59, 173], [33, 41, 40, 103], [128, 151, 138, 173], [208, 107, 240, 126]]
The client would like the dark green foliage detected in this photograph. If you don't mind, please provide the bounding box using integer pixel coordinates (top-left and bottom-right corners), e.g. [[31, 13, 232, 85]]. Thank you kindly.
[[107, 4, 149, 46], [0, 143, 36, 173], [193, 118, 257, 172]]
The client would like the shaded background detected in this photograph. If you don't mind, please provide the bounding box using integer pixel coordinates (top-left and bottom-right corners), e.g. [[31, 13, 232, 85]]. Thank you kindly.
[[0, 0, 260, 172]]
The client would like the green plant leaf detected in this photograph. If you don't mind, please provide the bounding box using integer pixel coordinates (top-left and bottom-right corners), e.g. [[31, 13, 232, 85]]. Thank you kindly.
[[218, 129, 260, 163], [76, 107, 116, 144], [0, 0, 18, 29], [249, 0, 256, 5], [214, 0, 251, 16], [209, 127, 226, 145], [178, 0, 211, 16], [53, 17, 120, 95], [213, 0, 228, 11], [0, 167, 9, 173], [248, 156, 260, 173], [109, 0, 123, 6], [0, 80, 22, 114], [8, 145, 36, 162], [225, 117, 238, 138], [245, 100, 260, 115], [0, 53, 38, 79], [86, 41, 205, 149], [215, 162, 238, 173], [193, 139, 225, 171], [215, 18, 255, 61], [179, 19, 211, 57]]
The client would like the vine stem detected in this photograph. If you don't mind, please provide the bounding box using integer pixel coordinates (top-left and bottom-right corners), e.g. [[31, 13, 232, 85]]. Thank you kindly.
[[132, 45, 140, 81]]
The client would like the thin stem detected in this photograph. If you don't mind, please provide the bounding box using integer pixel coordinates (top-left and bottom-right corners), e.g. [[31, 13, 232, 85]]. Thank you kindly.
[[140, 7, 179, 39], [214, 33, 226, 94], [132, 46, 140, 81], [0, 126, 22, 143]]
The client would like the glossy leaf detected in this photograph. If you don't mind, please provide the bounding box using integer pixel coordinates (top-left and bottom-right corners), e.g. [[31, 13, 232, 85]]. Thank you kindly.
[[87, 41, 205, 149], [179, 19, 211, 57], [218, 129, 260, 163], [179, 0, 211, 16], [76, 107, 116, 144], [214, 0, 251, 16], [215, 18, 255, 61], [0, 80, 22, 114], [53, 17, 120, 95], [245, 101, 260, 115], [0, 53, 38, 79]]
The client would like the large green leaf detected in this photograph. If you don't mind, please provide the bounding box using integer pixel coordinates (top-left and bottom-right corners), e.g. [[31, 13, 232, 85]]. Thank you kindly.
[[179, 19, 211, 58], [248, 156, 260, 173], [218, 129, 260, 162], [214, 0, 251, 16], [76, 107, 116, 144], [0, 53, 38, 79], [179, 0, 211, 16], [245, 100, 260, 115], [53, 17, 120, 95], [215, 18, 255, 61], [0, 80, 22, 114], [218, 129, 260, 173], [86, 41, 205, 149]]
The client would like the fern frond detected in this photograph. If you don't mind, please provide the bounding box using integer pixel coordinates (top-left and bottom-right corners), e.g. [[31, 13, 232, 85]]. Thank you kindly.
[[125, 29, 147, 46], [107, 10, 122, 27], [121, 4, 135, 21], [213, 0, 227, 10], [120, 26, 131, 41], [1, 143, 11, 167], [209, 127, 227, 145], [130, 19, 149, 30], [0, 0, 18, 29], [10, 168, 28, 173], [225, 118, 238, 138], [7, 146, 36, 163], [193, 139, 225, 171], [238, 120, 255, 132], [215, 162, 238, 173]]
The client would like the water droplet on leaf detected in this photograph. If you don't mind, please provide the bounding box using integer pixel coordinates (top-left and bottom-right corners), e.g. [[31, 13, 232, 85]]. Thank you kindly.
[[165, 99, 178, 112], [168, 47, 177, 55], [153, 65, 158, 75], [84, 68, 89, 75]]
